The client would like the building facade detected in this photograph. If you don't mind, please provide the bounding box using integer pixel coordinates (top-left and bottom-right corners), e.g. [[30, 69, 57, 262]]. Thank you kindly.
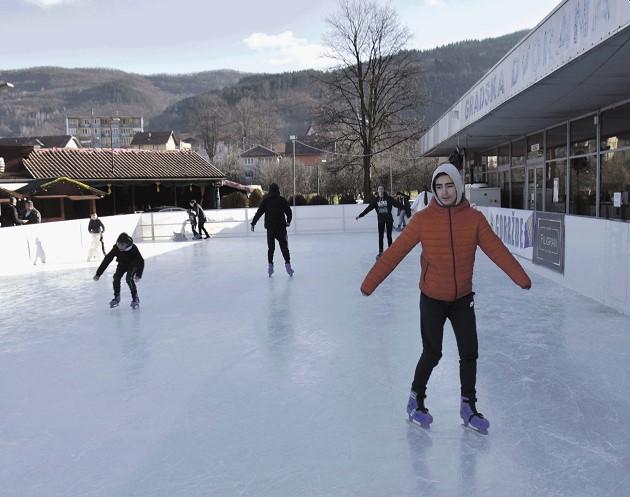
[[66, 115, 144, 148], [420, 0, 630, 223]]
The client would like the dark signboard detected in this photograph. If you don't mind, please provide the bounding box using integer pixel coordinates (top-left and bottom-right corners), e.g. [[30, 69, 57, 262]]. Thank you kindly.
[[533, 212, 565, 273]]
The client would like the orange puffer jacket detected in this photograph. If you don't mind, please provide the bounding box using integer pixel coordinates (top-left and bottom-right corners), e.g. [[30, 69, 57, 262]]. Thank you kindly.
[[360, 199, 532, 301]]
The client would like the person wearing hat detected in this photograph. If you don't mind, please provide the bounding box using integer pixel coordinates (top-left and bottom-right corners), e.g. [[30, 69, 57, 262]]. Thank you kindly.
[[360, 163, 532, 433], [93, 232, 145, 309]]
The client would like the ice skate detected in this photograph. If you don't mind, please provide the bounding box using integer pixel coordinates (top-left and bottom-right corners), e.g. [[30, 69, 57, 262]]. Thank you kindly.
[[268, 263, 274, 277], [375, 252, 383, 260], [285, 262, 294, 277], [406, 391, 433, 428], [109, 295, 120, 308], [130, 296, 140, 309], [460, 396, 490, 433]]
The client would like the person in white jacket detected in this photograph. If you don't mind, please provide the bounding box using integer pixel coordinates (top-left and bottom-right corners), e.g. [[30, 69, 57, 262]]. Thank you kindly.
[[411, 185, 433, 215]]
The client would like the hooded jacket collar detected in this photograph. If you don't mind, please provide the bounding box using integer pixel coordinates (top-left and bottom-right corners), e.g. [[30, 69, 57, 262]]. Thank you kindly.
[[431, 162, 465, 207]]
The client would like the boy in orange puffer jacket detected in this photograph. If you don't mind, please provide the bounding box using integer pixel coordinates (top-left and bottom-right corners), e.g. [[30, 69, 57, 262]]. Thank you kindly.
[[360, 163, 531, 433]]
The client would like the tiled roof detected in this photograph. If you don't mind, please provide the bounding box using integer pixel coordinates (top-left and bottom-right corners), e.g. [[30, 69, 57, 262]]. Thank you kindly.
[[240, 145, 280, 158], [131, 131, 176, 146], [22, 149, 225, 181]]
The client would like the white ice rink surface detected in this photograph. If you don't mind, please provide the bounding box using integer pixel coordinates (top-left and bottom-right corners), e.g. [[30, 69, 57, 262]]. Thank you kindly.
[[1, 233, 630, 497]]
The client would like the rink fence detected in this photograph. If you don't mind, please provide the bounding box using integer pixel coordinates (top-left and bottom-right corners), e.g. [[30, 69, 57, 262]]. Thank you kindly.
[[477, 207, 630, 317], [1, 206, 629, 317]]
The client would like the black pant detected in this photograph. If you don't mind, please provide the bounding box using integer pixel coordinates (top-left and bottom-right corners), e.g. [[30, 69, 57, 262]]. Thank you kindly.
[[377, 215, 394, 253], [191, 221, 198, 238], [113, 266, 139, 299], [267, 228, 290, 264], [412, 292, 479, 400], [198, 219, 209, 238]]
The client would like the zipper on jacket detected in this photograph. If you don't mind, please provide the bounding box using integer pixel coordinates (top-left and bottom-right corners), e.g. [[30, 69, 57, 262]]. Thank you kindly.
[[448, 207, 458, 300], [423, 261, 430, 283]]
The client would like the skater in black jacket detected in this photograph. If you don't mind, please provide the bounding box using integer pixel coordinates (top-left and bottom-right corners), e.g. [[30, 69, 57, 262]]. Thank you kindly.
[[189, 200, 210, 239], [355, 185, 409, 258], [87, 212, 106, 260], [93, 232, 145, 308], [250, 183, 294, 277]]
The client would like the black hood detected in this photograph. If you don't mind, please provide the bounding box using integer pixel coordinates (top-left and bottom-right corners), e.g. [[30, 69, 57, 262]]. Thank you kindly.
[[268, 183, 280, 198]]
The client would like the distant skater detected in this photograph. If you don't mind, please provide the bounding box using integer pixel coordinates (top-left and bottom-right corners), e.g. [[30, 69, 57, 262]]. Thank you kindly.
[[360, 163, 532, 433], [250, 183, 294, 277], [189, 200, 210, 239], [355, 185, 408, 259], [87, 212, 106, 261], [93, 232, 145, 309]]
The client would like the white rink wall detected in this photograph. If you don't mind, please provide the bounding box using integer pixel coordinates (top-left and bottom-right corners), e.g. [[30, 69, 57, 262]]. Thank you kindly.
[[135, 204, 375, 240], [478, 207, 630, 317], [0, 214, 140, 275]]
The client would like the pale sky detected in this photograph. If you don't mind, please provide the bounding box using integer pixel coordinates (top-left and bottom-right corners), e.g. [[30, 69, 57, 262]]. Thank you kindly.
[[0, 0, 558, 74]]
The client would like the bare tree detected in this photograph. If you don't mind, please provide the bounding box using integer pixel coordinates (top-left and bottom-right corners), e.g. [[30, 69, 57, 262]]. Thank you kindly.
[[234, 97, 282, 150], [319, 0, 423, 195], [189, 94, 230, 160]]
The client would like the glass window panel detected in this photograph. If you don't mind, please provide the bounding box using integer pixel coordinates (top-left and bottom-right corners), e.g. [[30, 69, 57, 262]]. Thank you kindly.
[[486, 171, 498, 187], [570, 115, 597, 155], [511, 139, 525, 167], [486, 150, 498, 171], [511, 167, 525, 209], [600, 149, 630, 220], [569, 156, 596, 216], [545, 160, 566, 213], [527, 134, 543, 160], [601, 102, 630, 151], [499, 170, 510, 207], [498, 145, 510, 167], [546, 124, 567, 160]]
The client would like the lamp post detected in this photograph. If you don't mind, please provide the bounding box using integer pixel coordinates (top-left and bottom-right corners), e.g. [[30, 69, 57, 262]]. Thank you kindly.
[[289, 134, 297, 207], [319, 159, 326, 196], [110, 117, 120, 174]]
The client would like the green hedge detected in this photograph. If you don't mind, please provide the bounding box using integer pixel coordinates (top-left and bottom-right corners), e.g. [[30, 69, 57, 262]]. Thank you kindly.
[[221, 192, 248, 208]]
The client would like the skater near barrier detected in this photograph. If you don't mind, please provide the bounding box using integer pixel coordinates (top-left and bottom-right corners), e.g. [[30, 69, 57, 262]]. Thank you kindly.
[[395, 192, 411, 231], [250, 183, 294, 277], [189, 200, 210, 239], [93, 232, 145, 309], [355, 185, 409, 259], [0, 196, 23, 227], [360, 163, 532, 433], [87, 212, 106, 261], [187, 206, 199, 239]]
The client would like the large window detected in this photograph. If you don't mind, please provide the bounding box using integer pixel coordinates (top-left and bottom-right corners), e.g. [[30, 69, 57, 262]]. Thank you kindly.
[[569, 156, 596, 216], [512, 140, 526, 167], [499, 169, 510, 207], [601, 102, 630, 151], [571, 115, 597, 156], [545, 160, 566, 213], [546, 124, 567, 160], [600, 150, 630, 220], [511, 167, 525, 209]]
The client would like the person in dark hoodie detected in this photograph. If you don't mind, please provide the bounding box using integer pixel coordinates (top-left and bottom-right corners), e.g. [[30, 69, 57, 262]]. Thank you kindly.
[[189, 200, 210, 239], [355, 185, 408, 259], [250, 183, 294, 277], [1, 196, 24, 227], [360, 163, 531, 433], [93, 232, 145, 309]]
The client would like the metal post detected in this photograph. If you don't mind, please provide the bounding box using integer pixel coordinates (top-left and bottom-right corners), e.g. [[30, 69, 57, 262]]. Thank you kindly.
[[290, 135, 297, 207]]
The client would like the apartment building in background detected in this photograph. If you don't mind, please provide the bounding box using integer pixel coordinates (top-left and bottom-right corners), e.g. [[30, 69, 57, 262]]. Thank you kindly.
[[66, 115, 144, 148]]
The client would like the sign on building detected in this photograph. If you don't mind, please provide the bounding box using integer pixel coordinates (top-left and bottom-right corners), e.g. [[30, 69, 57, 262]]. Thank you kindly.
[[533, 212, 565, 273], [485, 207, 534, 260]]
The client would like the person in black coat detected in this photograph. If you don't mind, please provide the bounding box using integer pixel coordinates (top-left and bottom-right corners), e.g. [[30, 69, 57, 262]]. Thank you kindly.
[[87, 212, 106, 260], [251, 183, 294, 277], [1, 196, 24, 227], [23, 200, 41, 224], [355, 185, 408, 257], [189, 200, 210, 239], [93, 232, 145, 308]]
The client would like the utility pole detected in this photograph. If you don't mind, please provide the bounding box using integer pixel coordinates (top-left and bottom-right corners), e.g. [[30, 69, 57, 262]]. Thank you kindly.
[[319, 159, 326, 196], [289, 135, 297, 207]]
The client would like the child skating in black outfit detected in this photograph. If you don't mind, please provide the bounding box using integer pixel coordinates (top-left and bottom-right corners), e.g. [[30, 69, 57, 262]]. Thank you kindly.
[[93, 232, 145, 309]]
